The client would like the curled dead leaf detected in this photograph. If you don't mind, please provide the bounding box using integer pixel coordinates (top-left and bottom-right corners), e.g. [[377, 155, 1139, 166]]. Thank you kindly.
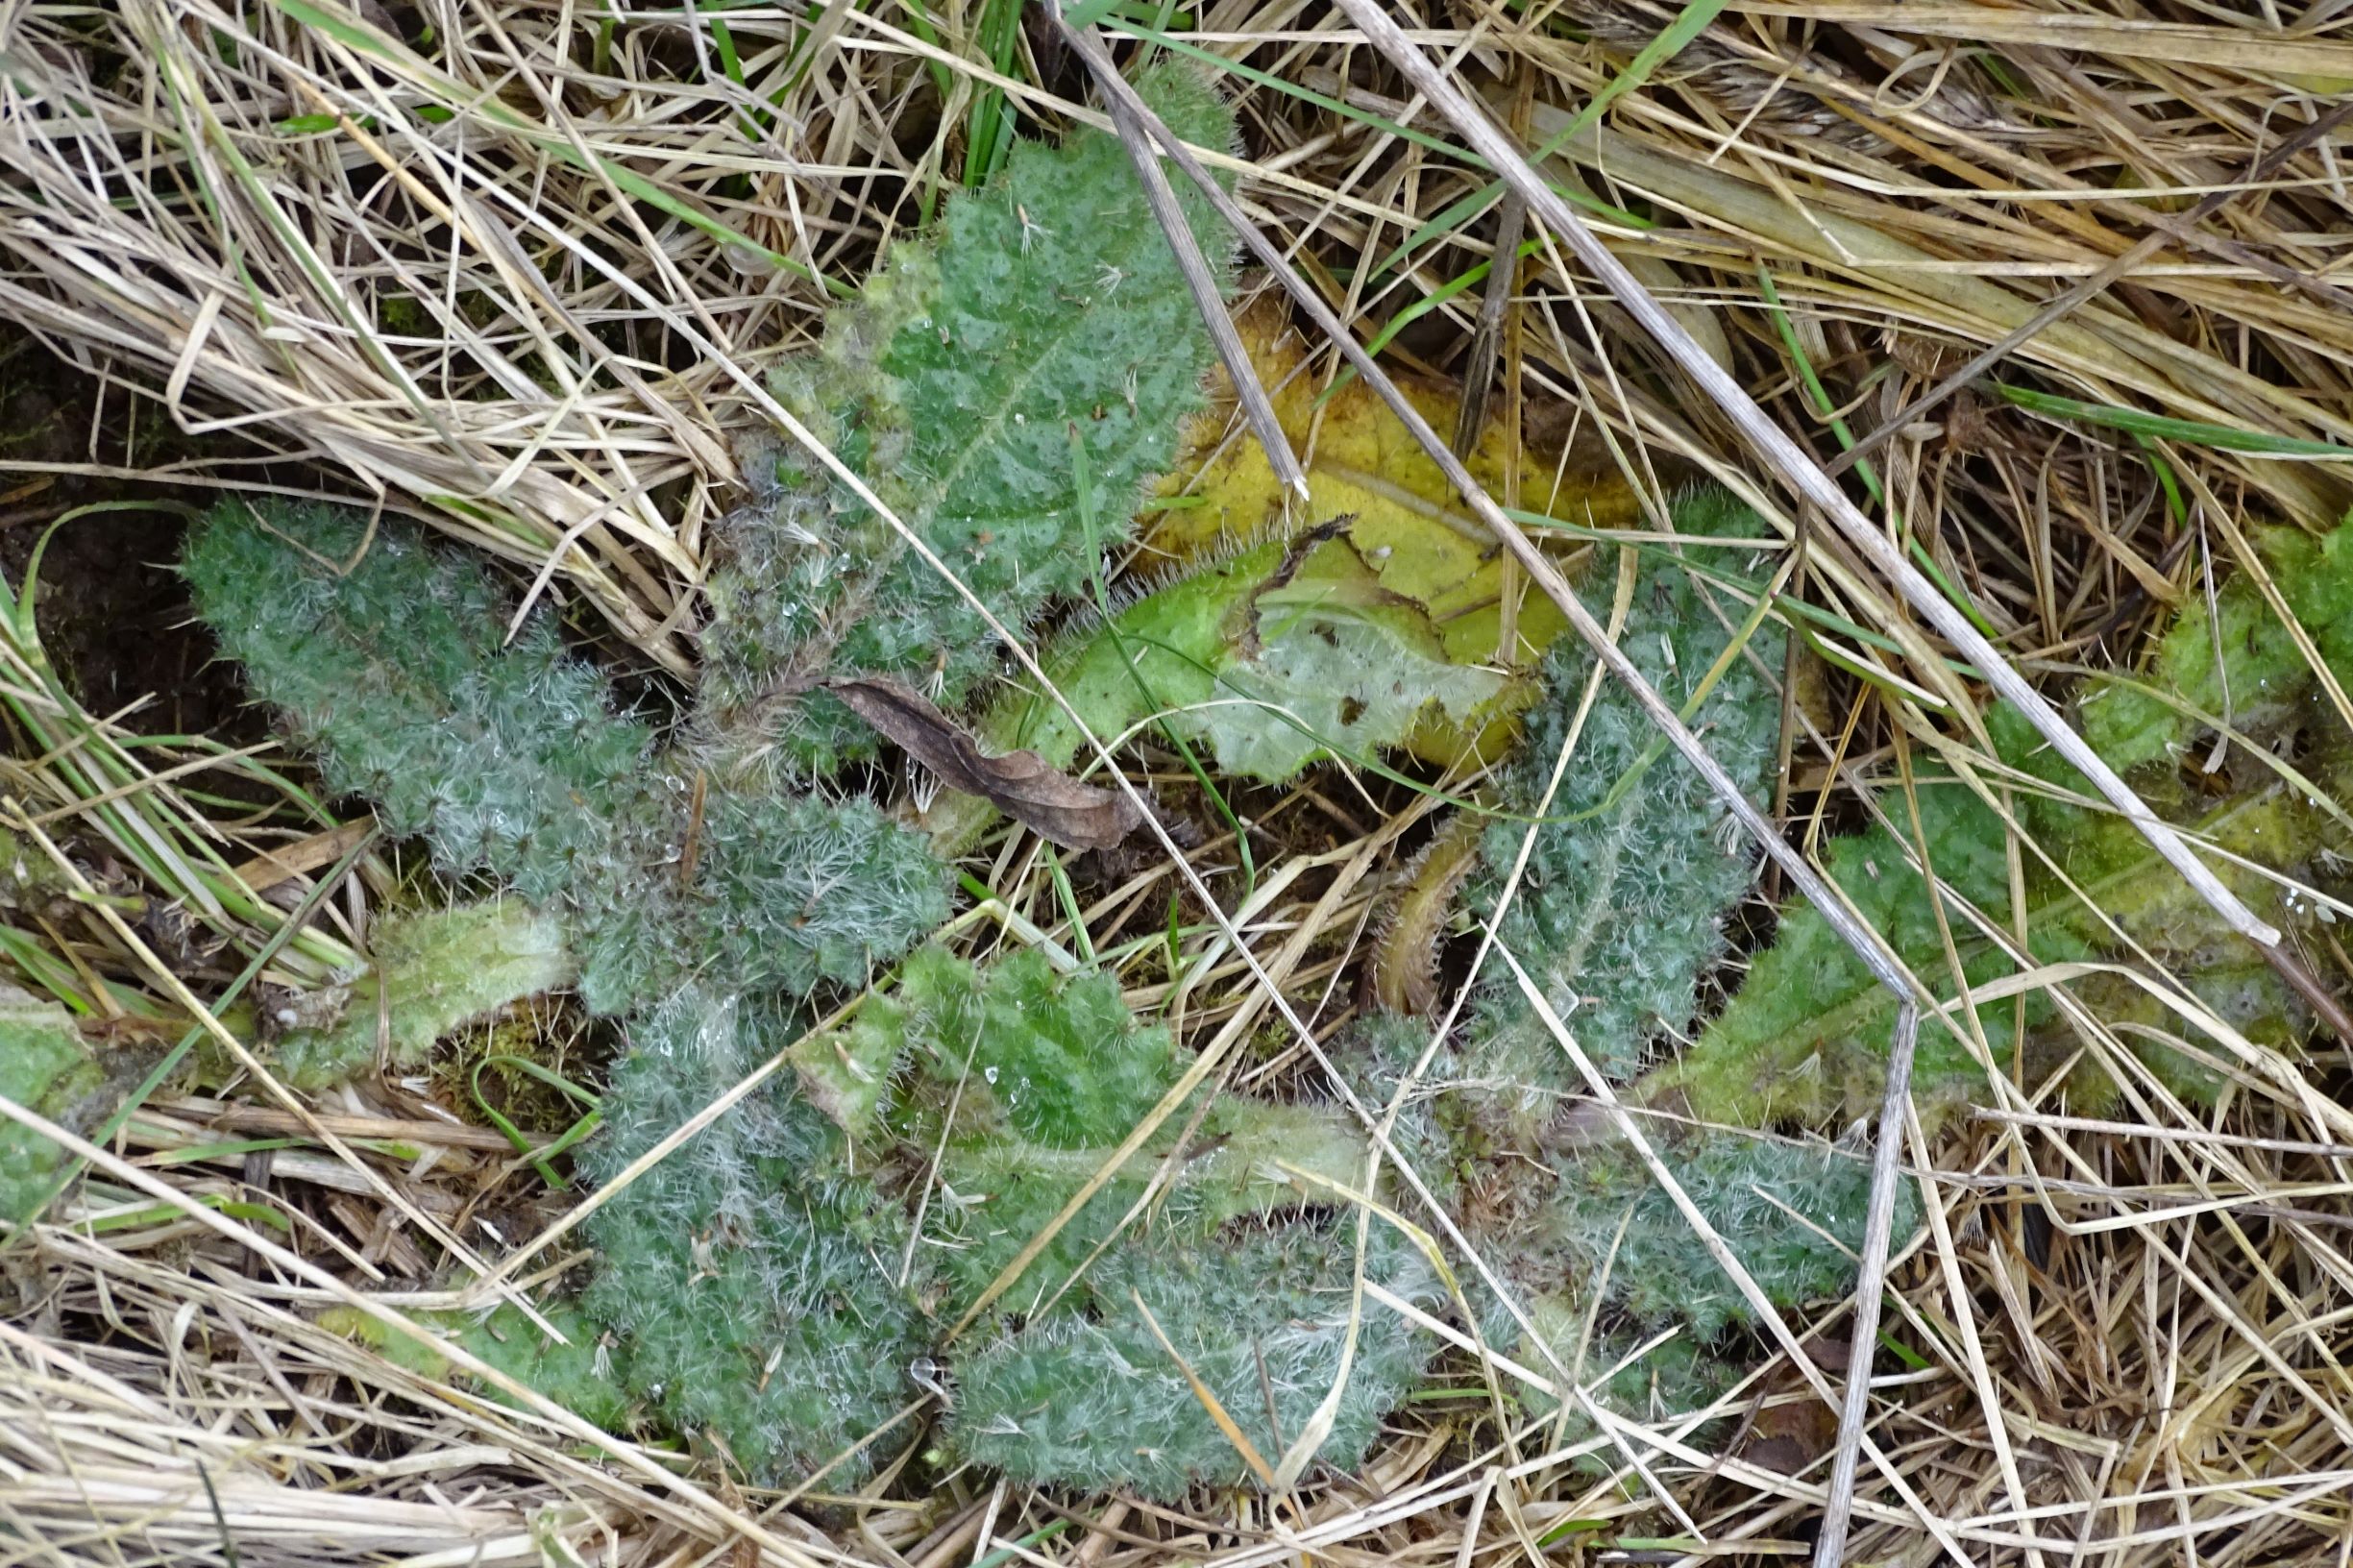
[[1368, 815, 1483, 1016], [826, 676, 1142, 852]]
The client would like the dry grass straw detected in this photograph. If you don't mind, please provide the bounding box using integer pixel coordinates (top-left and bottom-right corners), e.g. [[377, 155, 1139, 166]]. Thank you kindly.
[[3, 0, 2353, 1564]]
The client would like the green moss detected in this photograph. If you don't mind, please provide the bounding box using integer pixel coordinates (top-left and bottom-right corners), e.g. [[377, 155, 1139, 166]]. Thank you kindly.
[[2084, 522, 2353, 773]]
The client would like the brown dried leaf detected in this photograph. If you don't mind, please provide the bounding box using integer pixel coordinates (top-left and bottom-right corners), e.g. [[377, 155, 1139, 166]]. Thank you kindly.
[[1802, 1335, 1853, 1374], [1732, 1363, 1839, 1478], [826, 676, 1141, 852], [1368, 815, 1482, 1016]]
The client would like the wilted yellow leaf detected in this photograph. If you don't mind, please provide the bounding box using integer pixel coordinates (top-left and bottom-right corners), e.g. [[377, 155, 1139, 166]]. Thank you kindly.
[[1141, 300, 1638, 673]]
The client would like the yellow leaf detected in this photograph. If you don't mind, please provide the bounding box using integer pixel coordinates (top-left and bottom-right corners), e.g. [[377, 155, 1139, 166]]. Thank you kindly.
[[1143, 302, 1636, 674]]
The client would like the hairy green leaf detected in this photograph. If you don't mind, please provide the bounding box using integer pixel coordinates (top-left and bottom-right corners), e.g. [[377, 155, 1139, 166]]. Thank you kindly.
[[0, 986, 115, 1226], [929, 522, 1518, 854], [186, 502, 949, 1022], [273, 901, 573, 1088], [1470, 487, 1783, 1091], [701, 64, 1238, 770], [954, 1223, 1436, 1497], [2082, 522, 2353, 773], [318, 1300, 636, 1433], [1663, 512, 2353, 1129], [579, 988, 927, 1482]]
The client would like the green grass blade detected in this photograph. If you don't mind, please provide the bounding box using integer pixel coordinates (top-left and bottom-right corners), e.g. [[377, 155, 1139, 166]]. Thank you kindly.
[[1999, 383, 2353, 458]]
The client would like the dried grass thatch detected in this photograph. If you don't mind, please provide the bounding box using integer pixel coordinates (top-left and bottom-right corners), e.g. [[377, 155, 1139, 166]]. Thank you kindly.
[[3, 2, 2352, 1565]]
